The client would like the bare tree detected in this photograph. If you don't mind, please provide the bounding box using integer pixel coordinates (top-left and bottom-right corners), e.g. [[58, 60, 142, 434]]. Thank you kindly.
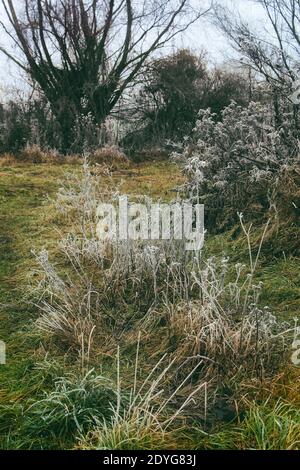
[[0, 0, 209, 151], [214, 1, 300, 84], [213, 0, 300, 128]]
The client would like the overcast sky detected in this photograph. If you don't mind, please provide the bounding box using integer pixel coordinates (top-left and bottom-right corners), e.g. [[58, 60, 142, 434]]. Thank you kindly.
[[181, 1, 265, 55], [0, 0, 267, 95]]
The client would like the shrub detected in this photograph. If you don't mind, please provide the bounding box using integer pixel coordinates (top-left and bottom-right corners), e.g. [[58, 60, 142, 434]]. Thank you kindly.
[[17, 144, 45, 163], [144, 241, 292, 421], [33, 162, 197, 354], [129, 49, 249, 150], [172, 101, 300, 232], [15, 145, 65, 164]]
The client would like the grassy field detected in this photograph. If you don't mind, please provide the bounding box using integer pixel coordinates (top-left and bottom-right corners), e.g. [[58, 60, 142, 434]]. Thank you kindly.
[[0, 160, 299, 449]]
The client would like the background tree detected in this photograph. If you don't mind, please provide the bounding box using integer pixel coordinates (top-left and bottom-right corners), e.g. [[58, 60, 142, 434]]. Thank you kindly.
[[204, 67, 249, 117], [213, 0, 300, 128], [0, 0, 208, 152], [137, 49, 209, 141], [127, 49, 249, 147]]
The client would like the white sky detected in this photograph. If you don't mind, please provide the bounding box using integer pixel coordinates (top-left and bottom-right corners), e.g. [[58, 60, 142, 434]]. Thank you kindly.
[[0, 0, 267, 95]]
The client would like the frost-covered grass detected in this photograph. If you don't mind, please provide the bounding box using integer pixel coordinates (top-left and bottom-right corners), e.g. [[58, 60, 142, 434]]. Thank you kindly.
[[0, 159, 299, 450]]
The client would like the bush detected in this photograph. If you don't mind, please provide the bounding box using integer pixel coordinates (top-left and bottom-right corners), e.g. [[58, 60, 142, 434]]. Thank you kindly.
[[17, 145, 46, 163], [0, 153, 18, 167], [16, 145, 65, 164], [172, 101, 300, 232], [0, 97, 61, 154]]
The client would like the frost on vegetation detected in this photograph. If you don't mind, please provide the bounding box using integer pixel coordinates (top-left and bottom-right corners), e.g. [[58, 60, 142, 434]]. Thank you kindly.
[[30, 160, 292, 399], [171, 102, 300, 228]]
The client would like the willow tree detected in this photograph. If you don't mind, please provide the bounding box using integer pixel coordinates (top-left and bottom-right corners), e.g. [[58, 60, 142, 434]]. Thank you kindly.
[[0, 0, 208, 151]]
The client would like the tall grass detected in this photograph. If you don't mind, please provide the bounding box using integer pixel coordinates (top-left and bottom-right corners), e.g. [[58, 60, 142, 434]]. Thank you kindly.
[[78, 343, 207, 450], [26, 160, 295, 448]]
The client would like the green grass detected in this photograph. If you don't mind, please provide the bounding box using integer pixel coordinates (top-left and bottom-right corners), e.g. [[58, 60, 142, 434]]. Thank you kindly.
[[204, 228, 300, 321], [0, 164, 81, 448], [194, 399, 300, 450]]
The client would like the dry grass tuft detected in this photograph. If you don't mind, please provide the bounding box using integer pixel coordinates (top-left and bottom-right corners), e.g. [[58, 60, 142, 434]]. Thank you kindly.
[[0, 153, 18, 167], [89, 145, 129, 169]]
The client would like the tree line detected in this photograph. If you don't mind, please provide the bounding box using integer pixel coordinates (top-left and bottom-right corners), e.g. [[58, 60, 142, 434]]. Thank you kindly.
[[0, 0, 299, 155]]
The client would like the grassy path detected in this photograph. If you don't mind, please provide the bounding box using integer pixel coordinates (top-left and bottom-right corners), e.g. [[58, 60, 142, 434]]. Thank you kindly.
[[0, 166, 67, 336], [0, 166, 73, 432]]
